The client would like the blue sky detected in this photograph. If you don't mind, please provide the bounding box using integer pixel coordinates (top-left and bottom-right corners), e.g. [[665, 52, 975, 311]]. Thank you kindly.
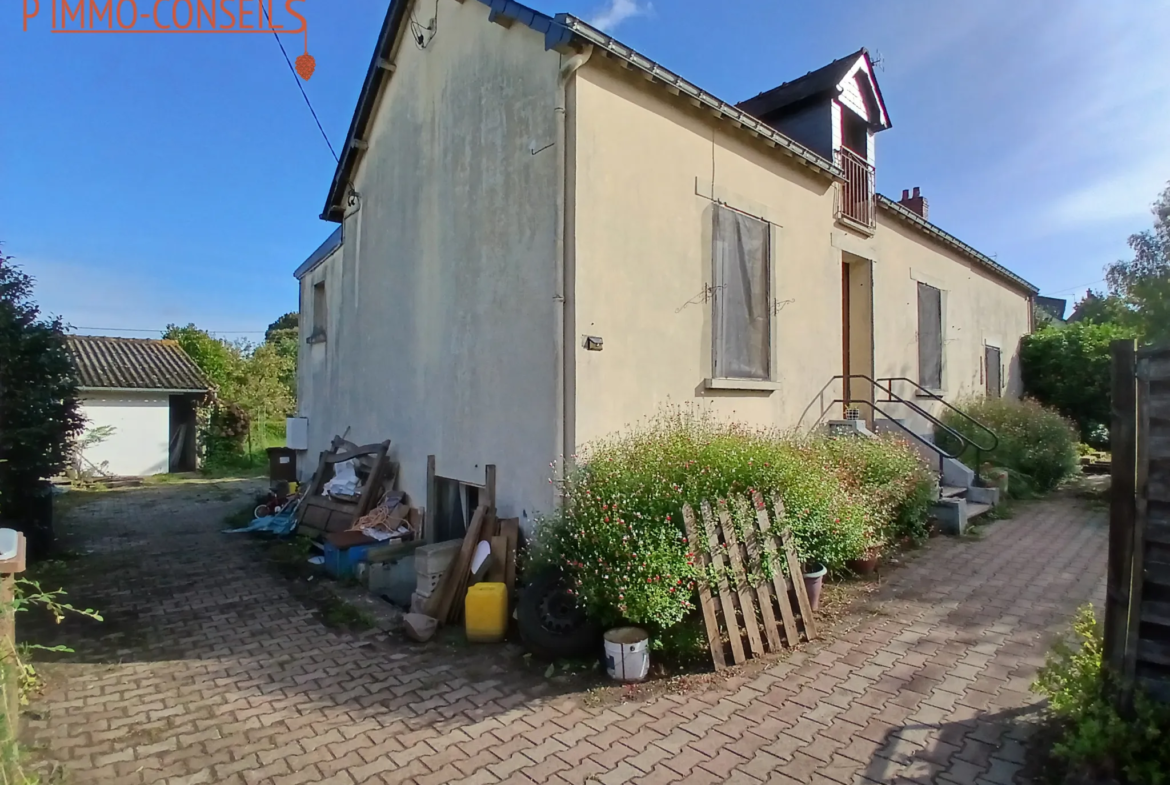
[[3, 0, 1168, 337]]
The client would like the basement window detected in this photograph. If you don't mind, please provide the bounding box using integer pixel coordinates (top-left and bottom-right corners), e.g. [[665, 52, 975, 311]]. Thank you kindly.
[[917, 282, 943, 391], [711, 204, 771, 381]]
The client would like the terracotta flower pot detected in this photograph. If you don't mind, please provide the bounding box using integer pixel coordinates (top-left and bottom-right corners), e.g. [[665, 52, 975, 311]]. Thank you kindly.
[[846, 551, 880, 576], [802, 563, 827, 611]]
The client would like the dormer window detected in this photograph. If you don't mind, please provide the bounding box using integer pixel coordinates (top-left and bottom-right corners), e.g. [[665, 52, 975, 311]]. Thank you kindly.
[[737, 48, 889, 232]]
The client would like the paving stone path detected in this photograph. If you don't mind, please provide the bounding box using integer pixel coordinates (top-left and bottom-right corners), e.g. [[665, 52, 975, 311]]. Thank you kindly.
[[24, 482, 1106, 784]]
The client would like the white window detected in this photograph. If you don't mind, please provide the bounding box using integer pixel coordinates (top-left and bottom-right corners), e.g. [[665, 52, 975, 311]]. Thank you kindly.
[[712, 205, 771, 380]]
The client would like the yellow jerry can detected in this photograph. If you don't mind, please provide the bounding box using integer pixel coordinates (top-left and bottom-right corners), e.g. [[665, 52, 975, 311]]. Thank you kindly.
[[464, 582, 508, 643]]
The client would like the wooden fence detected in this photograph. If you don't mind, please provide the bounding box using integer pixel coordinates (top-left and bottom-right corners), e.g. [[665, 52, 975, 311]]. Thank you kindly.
[[1105, 340, 1170, 704]]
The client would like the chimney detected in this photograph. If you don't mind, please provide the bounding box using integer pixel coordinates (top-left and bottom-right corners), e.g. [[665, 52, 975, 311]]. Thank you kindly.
[[899, 186, 929, 220]]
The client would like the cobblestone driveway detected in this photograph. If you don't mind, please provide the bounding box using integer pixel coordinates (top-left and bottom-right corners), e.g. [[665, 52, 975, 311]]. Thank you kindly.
[[25, 482, 1106, 785]]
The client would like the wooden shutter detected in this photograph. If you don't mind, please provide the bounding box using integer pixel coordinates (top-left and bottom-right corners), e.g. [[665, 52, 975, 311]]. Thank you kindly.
[[917, 282, 942, 390], [713, 205, 770, 380], [985, 345, 1002, 398]]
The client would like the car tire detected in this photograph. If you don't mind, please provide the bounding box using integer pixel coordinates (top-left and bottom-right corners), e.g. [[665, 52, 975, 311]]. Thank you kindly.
[[517, 569, 600, 660]]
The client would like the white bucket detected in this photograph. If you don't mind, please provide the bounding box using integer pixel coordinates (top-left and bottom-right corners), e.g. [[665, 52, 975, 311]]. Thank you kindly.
[[603, 627, 650, 683]]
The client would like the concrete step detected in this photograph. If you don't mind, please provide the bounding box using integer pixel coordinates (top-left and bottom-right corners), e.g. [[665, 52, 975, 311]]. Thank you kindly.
[[967, 502, 993, 520], [940, 485, 967, 500]]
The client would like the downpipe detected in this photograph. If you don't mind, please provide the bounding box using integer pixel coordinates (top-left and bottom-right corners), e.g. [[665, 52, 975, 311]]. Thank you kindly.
[[553, 45, 593, 497]]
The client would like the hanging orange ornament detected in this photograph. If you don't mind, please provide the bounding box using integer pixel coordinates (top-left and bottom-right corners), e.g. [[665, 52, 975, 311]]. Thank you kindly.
[[296, 52, 316, 81]]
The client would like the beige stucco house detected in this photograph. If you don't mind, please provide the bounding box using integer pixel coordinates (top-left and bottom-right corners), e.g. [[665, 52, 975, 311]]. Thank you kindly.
[[293, 0, 1038, 533]]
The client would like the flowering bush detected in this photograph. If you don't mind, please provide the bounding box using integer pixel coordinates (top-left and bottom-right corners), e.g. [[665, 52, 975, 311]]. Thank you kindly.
[[529, 406, 935, 633], [936, 397, 1079, 497]]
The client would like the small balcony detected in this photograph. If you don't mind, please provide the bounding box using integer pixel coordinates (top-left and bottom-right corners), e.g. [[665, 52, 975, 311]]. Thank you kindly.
[[836, 147, 876, 231]]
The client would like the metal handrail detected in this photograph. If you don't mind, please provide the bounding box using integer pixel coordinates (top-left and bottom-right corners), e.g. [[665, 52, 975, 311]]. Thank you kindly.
[[834, 374, 974, 458], [877, 377, 999, 453], [833, 373, 1000, 486]]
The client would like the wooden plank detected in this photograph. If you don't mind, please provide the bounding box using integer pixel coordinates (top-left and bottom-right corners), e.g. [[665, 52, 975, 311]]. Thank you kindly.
[[701, 501, 745, 665], [1123, 355, 1152, 702], [425, 505, 487, 622], [1106, 339, 1138, 676], [294, 448, 331, 526], [301, 496, 360, 515], [1142, 600, 1170, 627], [755, 493, 796, 649], [781, 527, 818, 641], [500, 517, 520, 597], [483, 464, 498, 538], [1137, 639, 1170, 668], [426, 455, 437, 544], [683, 504, 725, 669], [718, 505, 765, 658], [487, 536, 507, 582], [740, 498, 781, 653]]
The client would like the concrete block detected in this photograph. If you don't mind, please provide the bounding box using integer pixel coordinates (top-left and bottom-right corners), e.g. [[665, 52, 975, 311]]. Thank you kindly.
[[965, 485, 1000, 506], [942, 457, 975, 489], [367, 555, 415, 606], [931, 498, 968, 536]]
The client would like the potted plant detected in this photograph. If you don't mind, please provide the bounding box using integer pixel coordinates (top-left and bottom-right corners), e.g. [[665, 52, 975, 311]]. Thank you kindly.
[[846, 546, 881, 576], [846, 529, 882, 576]]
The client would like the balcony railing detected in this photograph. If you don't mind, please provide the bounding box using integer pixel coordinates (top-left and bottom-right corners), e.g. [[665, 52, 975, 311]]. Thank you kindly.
[[836, 147, 876, 230]]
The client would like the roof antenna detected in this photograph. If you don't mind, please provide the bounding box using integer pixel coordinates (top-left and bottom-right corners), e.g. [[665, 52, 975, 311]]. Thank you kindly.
[[871, 49, 886, 72]]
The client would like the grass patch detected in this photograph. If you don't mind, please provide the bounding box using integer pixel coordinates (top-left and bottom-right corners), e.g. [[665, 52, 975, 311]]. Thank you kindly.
[[223, 501, 258, 530], [318, 594, 374, 631]]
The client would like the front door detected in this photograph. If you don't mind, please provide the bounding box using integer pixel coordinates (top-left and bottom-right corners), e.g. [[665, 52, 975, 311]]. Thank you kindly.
[[842, 255, 875, 424]]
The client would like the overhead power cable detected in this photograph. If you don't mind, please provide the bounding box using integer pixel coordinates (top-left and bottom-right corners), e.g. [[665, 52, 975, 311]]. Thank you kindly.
[[260, 3, 339, 163]]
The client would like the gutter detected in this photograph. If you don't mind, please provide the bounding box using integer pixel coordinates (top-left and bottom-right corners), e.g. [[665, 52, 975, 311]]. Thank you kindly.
[[554, 44, 594, 488], [79, 387, 209, 395]]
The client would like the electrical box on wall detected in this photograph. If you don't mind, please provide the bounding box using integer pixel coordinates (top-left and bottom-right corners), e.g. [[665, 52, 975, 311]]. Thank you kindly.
[[583, 336, 603, 351], [286, 417, 309, 450]]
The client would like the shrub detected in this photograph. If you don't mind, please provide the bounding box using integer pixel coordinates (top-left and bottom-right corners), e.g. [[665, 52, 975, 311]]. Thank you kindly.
[[530, 406, 935, 637], [1033, 605, 1170, 784], [808, 434, 937, 546], [1021, 322, 1137, 446], [936, 397, 1078, 497]]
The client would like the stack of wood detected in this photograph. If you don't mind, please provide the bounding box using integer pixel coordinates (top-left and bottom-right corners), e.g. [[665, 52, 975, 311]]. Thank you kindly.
[[423, 466, 520, 626]]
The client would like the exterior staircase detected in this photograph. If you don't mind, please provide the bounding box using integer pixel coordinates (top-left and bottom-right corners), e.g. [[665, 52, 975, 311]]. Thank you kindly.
[[831, 374, 1003, 537]]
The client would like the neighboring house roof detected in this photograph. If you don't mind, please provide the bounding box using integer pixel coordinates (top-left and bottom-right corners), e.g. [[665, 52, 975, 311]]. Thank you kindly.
[[877, 196, 1039, 295], [294, 226, 343, 280], [737, 48, 890, 129], [66, 335, 210, 393], [320, 0, 1038, 297], [1035, 296, 1068, 322]]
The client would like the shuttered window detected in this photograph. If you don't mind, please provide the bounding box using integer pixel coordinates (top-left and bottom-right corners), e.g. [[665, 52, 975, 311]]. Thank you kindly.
[[917, 282, 943, 390], [712, 205, 771, 380], [985, 345, 1002, 398]]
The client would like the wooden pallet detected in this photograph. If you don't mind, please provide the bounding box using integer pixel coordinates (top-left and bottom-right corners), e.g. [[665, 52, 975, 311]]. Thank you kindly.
[[682, 491, 817, 670]]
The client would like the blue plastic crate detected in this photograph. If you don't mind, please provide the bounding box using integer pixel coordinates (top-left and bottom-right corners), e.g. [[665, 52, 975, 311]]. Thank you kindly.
[[323, 541, 378, 579]]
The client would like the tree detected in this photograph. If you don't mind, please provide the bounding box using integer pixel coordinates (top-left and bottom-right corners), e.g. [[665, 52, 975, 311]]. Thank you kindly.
[[163, 323, 244, 395], [1021, 321, 1137, 446], [0, 253, 84, 551], [1068, 290, 1129, 326], [1104, 181, 1170, 341], [265, 312, 297, 344]]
